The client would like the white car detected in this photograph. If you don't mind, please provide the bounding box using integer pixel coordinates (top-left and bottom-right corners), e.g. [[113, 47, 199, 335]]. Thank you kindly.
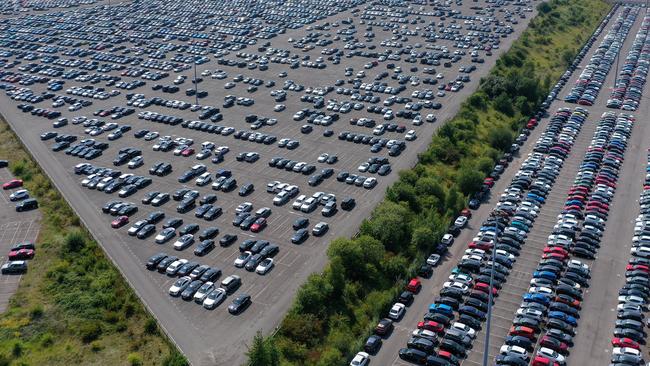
[[528, 286, 553, 296], [256, 258, 274, 275], [443, 281, 469, 293], [202, 288, 227, 309], [451, 322, 476, 338], [317, 153, 329, 163], [9, 189, 29, 201], [427, 254, 441, 266], [537, 347, 566, 363], [235, 202, 253, 214], [165, 259, 187, 275], [193, 282, 215, 303], [388, 303, 406, 320], [358, 162, 370, 172], [612, 347, 641, 357], [449, 273, 472, 284], [168, 276, 192, 296], [500, 345, 527, 357], [441, 234, 454, 246], [195, 172, 212, 186], [454, 216, 468, 227], [127, 220, 148, 236], [349, 352, 370, 366], [405, 130, 417, 141], [173, 234, 195, 251], [234, 251, 252, 267], [292, 195, 306, 210]]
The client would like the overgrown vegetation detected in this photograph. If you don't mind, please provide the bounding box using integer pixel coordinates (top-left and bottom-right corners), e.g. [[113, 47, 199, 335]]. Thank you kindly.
[[251, 0, 611, 364], [0, 119, 187, 365]]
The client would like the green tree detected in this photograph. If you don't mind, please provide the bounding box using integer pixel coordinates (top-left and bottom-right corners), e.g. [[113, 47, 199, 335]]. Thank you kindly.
[[457, 168, 484, 195], [248, 332, 280, 366], [493, 93, 514, 116], [411, 225, 435, 251], [359, 202, 411, 252], [488, 126, 514, 151]]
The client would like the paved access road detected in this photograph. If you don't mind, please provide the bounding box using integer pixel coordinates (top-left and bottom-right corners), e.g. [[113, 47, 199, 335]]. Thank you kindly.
[[0, 167, 40, 313]]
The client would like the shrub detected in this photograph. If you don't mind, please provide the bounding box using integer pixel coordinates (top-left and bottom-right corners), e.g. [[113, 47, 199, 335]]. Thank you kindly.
[[79, 322, 102, 343], [127, 353, 143, 366], [163, 351, 189, 366], [488, 126, 514, 151], [144, 317, 158, 335]]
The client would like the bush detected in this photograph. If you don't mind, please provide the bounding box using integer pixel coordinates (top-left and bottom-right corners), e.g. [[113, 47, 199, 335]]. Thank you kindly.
[[488, 126, 514, 151], [64, 230, 86, 252], [493, 93, 514, 116], [163, 351, 189, 366], [90, 341, 103, 352], [457, 168, 484, 195], [127, 353, 143, 366], [144, 317, 158, 335], [79, 322, 102, 343]]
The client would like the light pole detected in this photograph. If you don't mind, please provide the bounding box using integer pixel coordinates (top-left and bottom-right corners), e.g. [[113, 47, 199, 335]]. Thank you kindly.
[[482, 209, 506, 366], [193, 57, 198, 106]]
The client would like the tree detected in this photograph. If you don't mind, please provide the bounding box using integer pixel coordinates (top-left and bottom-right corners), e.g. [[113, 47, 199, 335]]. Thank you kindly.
[[488, 126, 513, 151], [327, 236, 384, 282], [248, 332, 280, 366], [295, 274, 333, 317], [360, 202, 412, 252], [493, 93, 514, 116], [457, 168, 484, 196], [537, 2, 552, 13], [411, 225, 435, 251], [468, 93, 487, 110]]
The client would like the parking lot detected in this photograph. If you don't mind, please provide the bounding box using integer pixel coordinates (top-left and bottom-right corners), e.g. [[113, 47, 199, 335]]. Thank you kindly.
[[0, 167, 40, 313], [0, 0, 543, 364], [367, 3, 650, 366]]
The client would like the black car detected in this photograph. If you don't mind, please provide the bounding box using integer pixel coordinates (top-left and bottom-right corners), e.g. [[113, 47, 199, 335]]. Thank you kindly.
[[220, 234, 238, 247], [291, 229, 309, 244], [418, 264, 433, 278], [147, 211, 165, 224], [200, 268, 222, 282], [398, 348, 427, 364], [145, 253, 167, 270], [239, 183, 254, 196], [194, 240, 215, 256], [137, 224, 156, 239], [399, 291, 414, 306], [156, 256, 178, 273], [228, 293, 251, 314], [341, 197, 356, 211], [364, 335, 382, 354], [199, 227, 220, 240], [293, 217, 309, 230], [179, 223, 200, 236], [163, 218, 183, 229], [181, 280, 203, 300]]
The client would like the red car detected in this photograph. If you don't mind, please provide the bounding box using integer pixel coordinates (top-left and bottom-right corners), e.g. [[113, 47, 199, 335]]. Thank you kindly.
[[626, 264, 650, 272], [8, 248, 35, 260], [474, 282, 498, 295], [544, 246, 569, 256], [468, 241, 492, 250], [417, 320, 443, 333], [483, 178, 494, 187], [250, 218, 267, 233], [181, 148, 195, 157], [532, 356, 560, 366], [555, 294, 581, 309], [460, 208, 472, 218], [2, 179, 23, 190], [611, 337, 640, 349], [406, 278, 421, 293], [540, 335, 568, 353], [111, 215, 129, 228], [509, 326, 535, 340]]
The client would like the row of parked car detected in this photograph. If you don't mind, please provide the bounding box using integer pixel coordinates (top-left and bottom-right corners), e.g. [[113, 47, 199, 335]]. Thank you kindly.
[[608, 148, 650, 364], [607, 11, 650, 111], [496, 111, 633, 366], [388, 107, 590, 366], [145, 252, 252, 313], [565, 7, 637, 106]]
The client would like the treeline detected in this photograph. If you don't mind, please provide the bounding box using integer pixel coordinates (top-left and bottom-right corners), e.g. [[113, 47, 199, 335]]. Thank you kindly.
[[249, 0, 611, 365]]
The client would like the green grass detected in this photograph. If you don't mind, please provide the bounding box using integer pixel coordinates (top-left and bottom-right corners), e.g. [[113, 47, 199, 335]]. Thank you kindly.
[[248, 0, 612, 365], [0, 119, 187, 366]]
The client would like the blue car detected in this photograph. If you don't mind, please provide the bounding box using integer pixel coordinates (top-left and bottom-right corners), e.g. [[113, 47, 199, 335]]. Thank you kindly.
[[429, 303, 454, 317], [523, 293, 551, 306], [548, 311, 578, 326], [533, 271, 558, 281], [527, 193, 545, 203]]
